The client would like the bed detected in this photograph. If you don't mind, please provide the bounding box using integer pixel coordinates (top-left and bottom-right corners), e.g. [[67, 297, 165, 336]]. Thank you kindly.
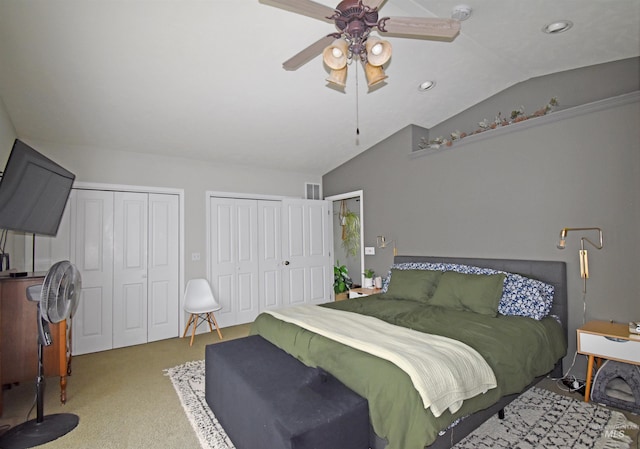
[[250, 255, 568, 449]]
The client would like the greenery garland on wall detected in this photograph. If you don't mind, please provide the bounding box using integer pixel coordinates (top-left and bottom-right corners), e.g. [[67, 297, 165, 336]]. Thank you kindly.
[[419, 97, 559, 150]]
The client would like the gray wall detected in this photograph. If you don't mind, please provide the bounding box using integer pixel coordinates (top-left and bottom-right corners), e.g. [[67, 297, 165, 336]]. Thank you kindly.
[[323, 65, 640, 378], [0, 97, 16, 162]]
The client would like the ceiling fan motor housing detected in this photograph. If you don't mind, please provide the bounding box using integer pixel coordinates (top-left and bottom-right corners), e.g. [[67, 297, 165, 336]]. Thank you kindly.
[[333, 0, 384, 58], [334, 0, 379, 35]]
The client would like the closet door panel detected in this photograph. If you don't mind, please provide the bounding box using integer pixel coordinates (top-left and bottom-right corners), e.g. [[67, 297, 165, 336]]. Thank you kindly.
[[73, 190, 114, 355], [77, 287, 108, 339], [232, 200, 259, 324], [147, 194, 179, 342], [258, 201, 282, 311], [209, 199, 237, 328], [209, 198, 259, 327], [214, 273, 234, 327], [307, 202, 332, 303], [113, 192, 148, 349]]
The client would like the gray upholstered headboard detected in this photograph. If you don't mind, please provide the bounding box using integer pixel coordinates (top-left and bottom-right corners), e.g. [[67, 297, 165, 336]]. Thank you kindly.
[[393, 255, 568, 343]]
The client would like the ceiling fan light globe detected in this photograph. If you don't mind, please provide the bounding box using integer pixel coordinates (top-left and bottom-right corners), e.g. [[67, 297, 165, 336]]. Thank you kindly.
[[365, 37, 392, 66], [322, 39, 349, 70]]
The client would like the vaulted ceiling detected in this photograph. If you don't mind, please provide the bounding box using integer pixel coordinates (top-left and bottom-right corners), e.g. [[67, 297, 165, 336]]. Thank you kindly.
[[0, 0, 638, 175]]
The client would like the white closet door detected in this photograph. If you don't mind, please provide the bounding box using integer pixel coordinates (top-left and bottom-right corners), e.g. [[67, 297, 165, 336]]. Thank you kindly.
[[147, 193, 179, 342], [258, 200, 282, 311], [282, 199, 332, 306], [209, 198, 260, 327], [73, 190, 114, 355], [113, 192, 148, 349]]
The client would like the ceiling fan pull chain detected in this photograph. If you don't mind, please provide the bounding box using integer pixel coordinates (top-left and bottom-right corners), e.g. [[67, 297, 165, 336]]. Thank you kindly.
[[356, 67, 360, 135]]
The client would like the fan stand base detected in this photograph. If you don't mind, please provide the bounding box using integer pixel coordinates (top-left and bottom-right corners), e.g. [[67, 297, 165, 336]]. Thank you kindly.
[[0, 413, 79, 449]]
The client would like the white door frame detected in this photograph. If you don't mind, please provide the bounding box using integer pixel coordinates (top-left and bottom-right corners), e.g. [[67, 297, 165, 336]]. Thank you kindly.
[[325, 190, 364, 287]]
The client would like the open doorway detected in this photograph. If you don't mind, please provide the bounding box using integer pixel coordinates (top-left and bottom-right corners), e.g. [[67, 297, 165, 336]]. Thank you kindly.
[[325, 190, 364, 288]]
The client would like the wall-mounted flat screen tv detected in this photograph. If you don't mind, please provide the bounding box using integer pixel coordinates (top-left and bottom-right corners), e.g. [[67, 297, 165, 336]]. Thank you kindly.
[[0, 139, 75, 236]]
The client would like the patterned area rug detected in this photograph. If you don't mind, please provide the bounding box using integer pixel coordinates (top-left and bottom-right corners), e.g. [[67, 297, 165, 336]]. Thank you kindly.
[[166, 360, 636, 449], [454, 386, 635, 449], [165, 360, 235, 449]]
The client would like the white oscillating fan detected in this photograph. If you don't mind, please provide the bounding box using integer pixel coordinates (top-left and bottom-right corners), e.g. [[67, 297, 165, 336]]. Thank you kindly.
[[0, 261, 82, 449]]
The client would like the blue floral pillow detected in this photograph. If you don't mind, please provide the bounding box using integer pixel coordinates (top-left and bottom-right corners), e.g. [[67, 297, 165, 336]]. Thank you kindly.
[[382, 262, 554, 320]]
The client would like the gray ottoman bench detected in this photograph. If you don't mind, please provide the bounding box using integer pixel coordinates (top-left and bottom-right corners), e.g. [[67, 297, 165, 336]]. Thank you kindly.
[[205, 335, 369, 449]]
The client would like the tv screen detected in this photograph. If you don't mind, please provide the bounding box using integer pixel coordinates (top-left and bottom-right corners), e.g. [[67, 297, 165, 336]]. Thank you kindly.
[[0, 139, 75, 236]]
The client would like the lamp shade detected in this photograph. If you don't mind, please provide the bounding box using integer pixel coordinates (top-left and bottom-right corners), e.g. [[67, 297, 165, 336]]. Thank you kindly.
[[364, 63, 387, 87], [326, 66, 347, 87], [322, 39, 349, 70], [365, 37, 392, 67]]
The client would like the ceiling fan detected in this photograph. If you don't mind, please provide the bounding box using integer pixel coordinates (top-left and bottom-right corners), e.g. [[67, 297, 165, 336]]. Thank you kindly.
[[261, 0, 461, 87]]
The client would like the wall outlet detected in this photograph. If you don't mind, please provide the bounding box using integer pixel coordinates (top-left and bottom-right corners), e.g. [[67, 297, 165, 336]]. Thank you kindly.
[[191, 252, 201, 261], [365, 247, 375, 255]]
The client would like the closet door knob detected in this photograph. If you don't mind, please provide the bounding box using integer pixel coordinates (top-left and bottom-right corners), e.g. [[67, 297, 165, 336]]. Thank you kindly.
[[284, 260, 290, 266]]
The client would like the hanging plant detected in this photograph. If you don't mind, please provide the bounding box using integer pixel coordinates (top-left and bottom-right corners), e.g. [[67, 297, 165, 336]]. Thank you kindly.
[[338, 200, 360, 257]]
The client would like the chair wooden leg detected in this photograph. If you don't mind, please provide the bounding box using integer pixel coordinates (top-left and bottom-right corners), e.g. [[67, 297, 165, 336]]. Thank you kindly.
[[183, 312, 222, 345], [182, 314, 195, 339], [206, 313, 214, 332], [190, 315, 199, 346], [210, 312, 223, 340]]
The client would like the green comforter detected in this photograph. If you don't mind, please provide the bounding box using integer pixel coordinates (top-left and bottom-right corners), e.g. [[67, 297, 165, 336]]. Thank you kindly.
[[250, 294, 566, 449]]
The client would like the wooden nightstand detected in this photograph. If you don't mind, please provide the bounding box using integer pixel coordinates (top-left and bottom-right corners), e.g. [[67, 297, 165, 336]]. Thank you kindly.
[[576, 320, 640, 402], [348, 287, 382, 299]]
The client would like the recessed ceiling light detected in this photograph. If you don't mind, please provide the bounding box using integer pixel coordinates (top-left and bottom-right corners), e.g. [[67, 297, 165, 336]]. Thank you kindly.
[[451, 5, 472, 21], [418, 80, 436, 92], [542, 20, 573, 34]]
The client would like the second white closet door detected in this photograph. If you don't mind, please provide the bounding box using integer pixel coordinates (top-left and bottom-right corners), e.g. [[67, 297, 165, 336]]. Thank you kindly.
[[209, 198, 260, 328], [147, 193, 180, 343], [113, 192, 149, 349]]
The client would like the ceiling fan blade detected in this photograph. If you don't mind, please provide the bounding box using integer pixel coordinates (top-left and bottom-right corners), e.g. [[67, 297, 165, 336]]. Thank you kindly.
[[283, 35, 335, 71], [382, 17, 461, 41], [259, 0, 336, 23], [363, 0, 386, 10]]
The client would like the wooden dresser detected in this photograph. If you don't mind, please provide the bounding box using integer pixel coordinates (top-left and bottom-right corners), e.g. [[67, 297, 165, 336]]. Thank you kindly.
[[0, 274, 71, 416]]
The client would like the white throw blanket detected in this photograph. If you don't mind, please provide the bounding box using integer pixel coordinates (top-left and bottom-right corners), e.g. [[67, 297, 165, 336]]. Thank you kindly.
[[265, 305, 497, 417]]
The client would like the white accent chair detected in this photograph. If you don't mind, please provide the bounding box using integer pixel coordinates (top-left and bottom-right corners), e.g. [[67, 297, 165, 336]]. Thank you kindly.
[[182, 279, 223, 346]]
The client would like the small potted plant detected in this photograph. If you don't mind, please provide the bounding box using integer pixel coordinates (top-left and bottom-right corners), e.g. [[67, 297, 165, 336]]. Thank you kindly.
[[334, 261, 353, 301], [363, 268, 375, 288]]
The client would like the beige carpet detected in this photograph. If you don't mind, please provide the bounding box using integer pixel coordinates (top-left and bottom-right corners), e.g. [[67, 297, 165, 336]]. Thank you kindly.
[[0, 324, 250, 449], [1, 325, 638, 449]]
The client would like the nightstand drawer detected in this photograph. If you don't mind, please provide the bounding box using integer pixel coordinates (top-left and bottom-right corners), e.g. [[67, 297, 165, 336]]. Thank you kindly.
[[348, 288, 381, 299], [578, 332, 640, 364]]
